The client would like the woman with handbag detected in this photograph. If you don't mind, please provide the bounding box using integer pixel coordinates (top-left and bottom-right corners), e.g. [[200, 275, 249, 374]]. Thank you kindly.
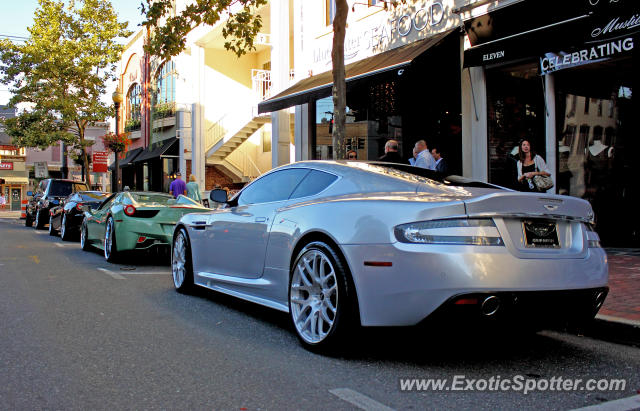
[[516, 139, 553, 192]]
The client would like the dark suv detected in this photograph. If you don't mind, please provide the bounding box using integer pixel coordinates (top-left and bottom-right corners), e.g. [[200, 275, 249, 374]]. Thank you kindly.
[[26, 179, 89, 229]]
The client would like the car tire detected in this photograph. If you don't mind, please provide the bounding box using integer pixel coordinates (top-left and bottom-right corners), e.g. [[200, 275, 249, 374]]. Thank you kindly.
[[288, 241, 358, 352], [34, 208, 45, 229], [104, 216, 119, 263], [80, 221, 91, 251], [60, 214, 71, 241], [48, 214, 56, 236], [172, 228, 195, 294], [25, 212, 33, 227]]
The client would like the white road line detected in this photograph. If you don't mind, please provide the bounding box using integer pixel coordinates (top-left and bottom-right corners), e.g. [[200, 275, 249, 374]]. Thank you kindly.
[[54, 242, 73, 248], [118, 270, 170, 275], [96, 268, 126, 280], [329, 388, 395, 411], [572, 395, 640, 411]]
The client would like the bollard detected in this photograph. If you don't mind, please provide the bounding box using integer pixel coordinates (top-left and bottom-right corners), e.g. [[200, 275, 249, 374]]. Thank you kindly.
[[20, 199, 28, 219]]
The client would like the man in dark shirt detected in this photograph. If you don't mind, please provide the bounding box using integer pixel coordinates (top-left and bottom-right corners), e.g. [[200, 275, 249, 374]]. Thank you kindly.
[[431, 147, 448, 174], [379, 139, 402, 163], [169, 172, 187, 198]]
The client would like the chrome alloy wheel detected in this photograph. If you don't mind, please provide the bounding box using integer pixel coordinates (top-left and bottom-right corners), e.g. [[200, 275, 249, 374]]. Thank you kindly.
[[104, 218, 115, 261], [172, 231, 187, 288], [290, 249, 339, 344]]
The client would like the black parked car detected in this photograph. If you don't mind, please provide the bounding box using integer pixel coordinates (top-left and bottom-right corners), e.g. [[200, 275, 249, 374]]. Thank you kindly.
[[49, 191, 110, 240], [25, 179, 89, 229]]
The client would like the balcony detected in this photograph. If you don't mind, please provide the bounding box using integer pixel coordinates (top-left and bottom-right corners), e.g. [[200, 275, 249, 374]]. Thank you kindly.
[[152, 102, 176, 131], [251, 69, 296, 102], [124, 118, 141, 132]]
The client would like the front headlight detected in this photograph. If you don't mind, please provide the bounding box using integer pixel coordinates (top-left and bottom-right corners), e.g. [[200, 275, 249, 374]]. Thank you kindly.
[[394, 218, 504, 246]]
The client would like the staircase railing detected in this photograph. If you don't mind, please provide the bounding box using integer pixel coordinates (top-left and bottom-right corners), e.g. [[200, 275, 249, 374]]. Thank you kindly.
[[226, 148, 262, 180]]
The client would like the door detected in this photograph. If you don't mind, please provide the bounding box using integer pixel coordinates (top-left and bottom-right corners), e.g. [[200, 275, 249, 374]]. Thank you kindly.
[[11, 189, 20, 211], [85, 193, 118, 245], [195, 168, 310, 279]]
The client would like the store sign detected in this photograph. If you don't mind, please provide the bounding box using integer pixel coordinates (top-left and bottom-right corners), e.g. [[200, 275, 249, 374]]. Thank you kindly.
[[311, 1, 455, 69], [92, 151, 109, 173], [0, 162, 13, 170], [34, 161, 49, 178], [541, 37, 634, 74]]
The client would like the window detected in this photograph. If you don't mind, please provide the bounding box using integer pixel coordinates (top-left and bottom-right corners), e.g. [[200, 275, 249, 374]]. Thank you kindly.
[[126, 83, 142, 131], [154, 61, 176, 105], [238, 169, 310, 205], [290, 170, 338, 199], [369, 0, 380, 6], [326, 0, 336, 26], [583, 97, 589, 114]]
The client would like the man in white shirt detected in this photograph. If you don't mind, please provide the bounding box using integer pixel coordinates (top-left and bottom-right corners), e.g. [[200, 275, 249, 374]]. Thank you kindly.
[[413, 140, 436, 170], [0, 193, 6, 209], [408, 147, 419, 166]]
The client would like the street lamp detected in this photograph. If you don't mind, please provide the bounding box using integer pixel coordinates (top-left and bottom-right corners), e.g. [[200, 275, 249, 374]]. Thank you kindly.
[[112, 87, 124, 192]]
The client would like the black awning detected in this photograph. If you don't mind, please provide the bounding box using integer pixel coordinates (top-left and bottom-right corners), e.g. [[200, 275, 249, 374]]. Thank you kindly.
[[258, 28, 457, 113], [133, 137, 178, 163], [108, 147, 143, 171]]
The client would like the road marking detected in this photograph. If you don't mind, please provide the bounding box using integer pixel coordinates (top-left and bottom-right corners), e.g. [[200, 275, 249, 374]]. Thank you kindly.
[[572, 394, 640, 411], [97, 268, 126, 280], [29, 256, 40, 264], [329, 388, 395, 411], [54, 243, 74, 248]]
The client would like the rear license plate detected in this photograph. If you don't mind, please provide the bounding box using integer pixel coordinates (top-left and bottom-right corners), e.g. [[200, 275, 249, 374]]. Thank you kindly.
[[522, 219, 560, 248]]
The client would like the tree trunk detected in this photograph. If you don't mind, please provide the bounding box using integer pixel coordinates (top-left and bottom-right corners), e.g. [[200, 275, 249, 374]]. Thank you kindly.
[[79, 126, 92, 188], [331, 0, 348, 160]]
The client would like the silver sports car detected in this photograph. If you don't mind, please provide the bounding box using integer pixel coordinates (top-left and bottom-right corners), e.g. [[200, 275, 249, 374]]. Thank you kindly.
[[171, 161, 608, 350]]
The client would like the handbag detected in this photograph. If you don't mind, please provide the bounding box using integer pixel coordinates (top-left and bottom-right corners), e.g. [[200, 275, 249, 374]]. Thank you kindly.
[[533, 174, 554, 191]]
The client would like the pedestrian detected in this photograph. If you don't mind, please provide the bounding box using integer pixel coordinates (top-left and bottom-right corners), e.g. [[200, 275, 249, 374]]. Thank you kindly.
[[431, 146, 448, 174], [409, 147, 419, 166], [517, 139, 552, 192], [414, 140, 436, 170], [346, 150, 357, 160], [169, 172, 187, 198], [378, 140, 402, 163], [186, 174, 202, 203], [0, 193, 6, 210]]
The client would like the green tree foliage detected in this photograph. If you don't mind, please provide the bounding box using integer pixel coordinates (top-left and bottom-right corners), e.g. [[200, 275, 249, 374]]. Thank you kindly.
[[142, 0, 268, 59], [0, 0, 132, 186]]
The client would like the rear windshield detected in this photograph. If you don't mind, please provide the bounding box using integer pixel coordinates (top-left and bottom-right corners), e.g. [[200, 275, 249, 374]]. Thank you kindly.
[[366, 162, 505, 190], [49, 182, 89, 197]]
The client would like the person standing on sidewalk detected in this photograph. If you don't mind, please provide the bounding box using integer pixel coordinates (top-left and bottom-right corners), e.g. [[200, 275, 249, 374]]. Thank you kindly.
[[186, 174, 202, 203], [169, 172, 187, 198], [0, 193, 6, 210]]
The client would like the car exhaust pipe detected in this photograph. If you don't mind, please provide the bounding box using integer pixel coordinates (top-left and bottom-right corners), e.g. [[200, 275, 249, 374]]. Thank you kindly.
[[594, 291, 606, 310], [481, 295, 501, 316]]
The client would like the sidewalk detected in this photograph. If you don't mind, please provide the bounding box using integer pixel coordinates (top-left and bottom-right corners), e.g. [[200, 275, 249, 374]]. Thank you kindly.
[[0, 210, 21, 219]]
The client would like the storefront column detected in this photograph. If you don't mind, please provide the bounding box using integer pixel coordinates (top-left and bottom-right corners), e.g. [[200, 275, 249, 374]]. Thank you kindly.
[[294, 104, 309, 161], [544, 74, 557, 193], [461, 65, 488, 181], [271, 0, 291, 168], [191, 44, 206, 188]]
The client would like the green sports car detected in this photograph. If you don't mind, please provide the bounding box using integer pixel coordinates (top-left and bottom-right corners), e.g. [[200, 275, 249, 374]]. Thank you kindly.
[[80, 191, 209, 262]]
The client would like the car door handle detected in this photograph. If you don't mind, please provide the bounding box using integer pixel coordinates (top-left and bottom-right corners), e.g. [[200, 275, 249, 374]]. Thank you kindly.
[[255, 217, 266, 223]]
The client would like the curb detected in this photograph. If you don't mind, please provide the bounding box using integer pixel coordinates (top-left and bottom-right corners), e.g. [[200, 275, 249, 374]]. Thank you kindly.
[[579, 315, 640, 348]]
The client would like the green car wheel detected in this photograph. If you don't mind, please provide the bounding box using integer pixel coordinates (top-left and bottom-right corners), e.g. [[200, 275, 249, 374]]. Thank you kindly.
[[104, 217, 119, 262]]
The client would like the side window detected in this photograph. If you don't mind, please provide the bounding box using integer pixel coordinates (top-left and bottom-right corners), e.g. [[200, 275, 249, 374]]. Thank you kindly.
[[290, 170, 338, 199], [237, 169, 310, 205], [98, 194, 117, 210]]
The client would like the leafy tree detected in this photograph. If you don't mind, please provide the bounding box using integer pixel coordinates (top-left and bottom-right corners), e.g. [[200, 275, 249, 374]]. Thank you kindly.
[[331, 0, 348, 159], [0, 0, 131, 187], [142, 0, 268, 59]]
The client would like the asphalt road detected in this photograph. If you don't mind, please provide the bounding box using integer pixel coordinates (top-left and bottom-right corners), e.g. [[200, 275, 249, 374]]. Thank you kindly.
[[1, 217, 639, 410]]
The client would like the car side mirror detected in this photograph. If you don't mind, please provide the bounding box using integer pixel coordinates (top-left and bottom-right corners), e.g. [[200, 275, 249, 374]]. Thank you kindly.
[[210, 189, 228, 203], [27, 191, 33, 196]]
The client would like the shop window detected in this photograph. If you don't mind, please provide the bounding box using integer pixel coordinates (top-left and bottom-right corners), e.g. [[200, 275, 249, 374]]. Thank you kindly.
[[554, 57, 636, 246], [486, 62, 545, 190], [126, 83, 142, 132], [326, 0, 336, 26]]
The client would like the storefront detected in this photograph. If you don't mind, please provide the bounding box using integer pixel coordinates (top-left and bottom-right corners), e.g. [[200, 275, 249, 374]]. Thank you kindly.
[[0, 155, 29, 211], [259, 1, 463, 173], [132, 137, 179, 192], [462, 0, 639, 246]]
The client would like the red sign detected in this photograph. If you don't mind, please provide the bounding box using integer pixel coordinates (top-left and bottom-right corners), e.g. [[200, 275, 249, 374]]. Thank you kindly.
[[0, 162, 13, 170], [92, 151, 109, 173]]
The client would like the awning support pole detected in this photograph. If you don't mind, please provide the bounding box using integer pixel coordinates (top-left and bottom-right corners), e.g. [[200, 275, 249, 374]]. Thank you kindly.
[[467, 69, 479, 122], [541, 76, 549, 117]]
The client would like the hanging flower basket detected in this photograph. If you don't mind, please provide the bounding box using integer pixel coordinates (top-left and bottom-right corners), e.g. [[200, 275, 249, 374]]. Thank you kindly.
[[102, 132, 132, 158]]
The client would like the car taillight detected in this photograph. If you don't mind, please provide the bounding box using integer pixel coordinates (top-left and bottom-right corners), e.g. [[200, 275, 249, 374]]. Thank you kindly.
[[76, 203, 84, 211], [124, 205, 136, 216]]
